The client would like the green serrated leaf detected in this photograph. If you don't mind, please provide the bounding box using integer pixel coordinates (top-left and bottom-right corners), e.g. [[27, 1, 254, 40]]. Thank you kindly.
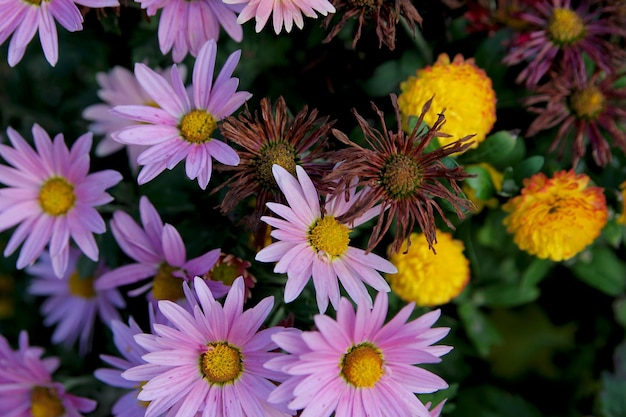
[[571, 246, 626, 296], [464, 165, 496, 201], [513, 156, 544, 184], [457, 130, 518, 166]]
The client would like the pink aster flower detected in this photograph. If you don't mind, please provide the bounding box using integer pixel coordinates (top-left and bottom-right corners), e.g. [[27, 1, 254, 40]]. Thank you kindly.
[[0, 331, 97, 417], [255, 164, 395, 313], [27, 248, 126, 355], [135, 0, 242, 63], [0, 0, 119, 67], [265, 291, 451, 417], [82, 65, 186, 171], [95, 318, 156, 417], [121, 276, 293, 417], [111, 39, 250, 189], [95, 196, 222, 302], [0, 124, 122, 278], [227, 0, 335, 34]]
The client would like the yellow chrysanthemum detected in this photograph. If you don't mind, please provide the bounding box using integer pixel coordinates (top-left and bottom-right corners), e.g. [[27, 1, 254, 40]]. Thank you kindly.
[[502, 170, 608, 261], [617, 181, 626, 225], [463, 163, 504, 213], [387, 231, 470, 307], [398, 53, 497, 149]]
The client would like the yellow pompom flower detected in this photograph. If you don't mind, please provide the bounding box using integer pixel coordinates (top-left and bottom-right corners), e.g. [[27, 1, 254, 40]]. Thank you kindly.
[[502, 170, 608, 261], [617, 181, 626, 225], [387, 231, 470, 307], [398, 53, 497, 149]]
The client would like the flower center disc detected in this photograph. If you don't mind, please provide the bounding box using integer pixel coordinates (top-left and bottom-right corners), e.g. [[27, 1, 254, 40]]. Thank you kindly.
[[201, 342, 243, 384], [380, 154, 422, 199], [180, 109, 217, 143], [254, 141, 298, 190], [569, 86, 605, 120], [39, 177, 76, 216], [547, 8, 586, 45], [68, 272, 96, 298], [30, 386, 65, 417], [309, 216, 350, 258], [341, 343, 384, 388], [152, 264, 185, 301]]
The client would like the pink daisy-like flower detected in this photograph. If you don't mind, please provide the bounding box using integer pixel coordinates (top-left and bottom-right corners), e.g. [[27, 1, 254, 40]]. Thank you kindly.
[[135, 0, 242, 63], [0, 0, 119, 67], [0, 331, 97, 417], [95, 196, 222, 301], [121, 276, 293, 417], [111, 39, 250, 189], [0, 124, 122, 278], [82, 65, 186, 171], [226, 0, 335, 34], [265, 291, 451, 417], [27, 248, 126, 355], [95, 318, 156, 417], [255, 164, 395, 313]]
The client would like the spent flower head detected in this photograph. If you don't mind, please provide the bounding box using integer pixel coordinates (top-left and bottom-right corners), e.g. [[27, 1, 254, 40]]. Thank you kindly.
[[325, 94, 475, 254]]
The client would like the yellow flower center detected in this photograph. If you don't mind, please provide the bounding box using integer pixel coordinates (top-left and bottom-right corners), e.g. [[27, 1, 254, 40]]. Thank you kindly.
[[200, 342, 243, 384], [208, 264, 239, 286], [569, 85, 605, 120], [547, 8, 586, 45], [39, 177, 76, 216], [179, 110, 217, 144], [68, 272, 96, 298], [340, 343, 384, 388], [308, 216, 350, 258], [30, 386, 65, 417], [380, 154, 422, 199], [152, 264, 185, 301], [254, 141, 298, 190]]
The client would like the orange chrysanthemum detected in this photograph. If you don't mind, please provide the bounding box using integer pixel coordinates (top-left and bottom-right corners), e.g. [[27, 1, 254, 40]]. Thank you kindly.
[[502, 170, 608, 261], [387, 231, 470, 307], [398, 53, 497, 149]]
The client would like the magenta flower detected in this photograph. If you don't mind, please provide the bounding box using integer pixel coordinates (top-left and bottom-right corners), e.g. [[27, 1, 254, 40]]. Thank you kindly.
[[82, 65, 186, 171], [228, 0, 335, 34], [0, 124, 122, 278], [111, 39, 250, 189], [95, 318, 157, 417], [27, 248, 126, 355], [0, 0, 119, 67], [134, 0, 243, 62], [0, 331, 97, 417], [95, 196, 222, 301], [265, 291, 451, 417], [121, 276, 293, 417], [255, 165, 395, 313]]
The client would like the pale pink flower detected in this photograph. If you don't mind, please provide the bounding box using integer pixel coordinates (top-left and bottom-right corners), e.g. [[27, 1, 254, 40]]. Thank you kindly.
[[95, 196, 222, 301], [121, 277, 293, 417], [27, 248, 126, 355], [111, 39, 250, 189], [0, 124, 122, 278], [135, 0, 243, 62], [265, 291, 451, 417], [255, 164, 395, 313], [0, 0, 119, 67], [227, 0, 335, 34], [82, 65, 186, 171], [0, 331, 97, 417]]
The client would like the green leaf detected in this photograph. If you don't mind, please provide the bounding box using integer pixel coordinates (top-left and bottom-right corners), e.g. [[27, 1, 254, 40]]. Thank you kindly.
[[613, 298, 626, 328], [457, 130, 518, 166], [450, 385, 542, 417], [571, 246, 626, 296], [602, 219, 623, 248], [363, 50, 424, 97], [520, 258, 553, 288], [512, 155, 544, 184], [475, 284, 540, 308], [600, 340, 626, 417], [458, 303, 502, 357], [464, 165, 496, 200]]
